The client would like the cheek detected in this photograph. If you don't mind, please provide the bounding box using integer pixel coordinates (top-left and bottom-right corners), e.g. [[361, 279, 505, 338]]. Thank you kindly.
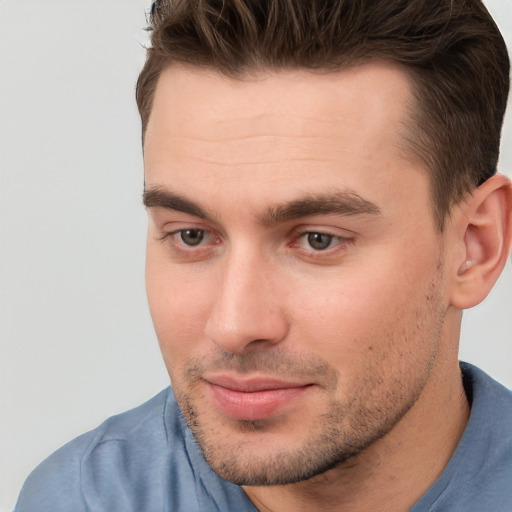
[[289, 250, 441, 371], [145, 246, 213, 372], [290, 279, 391, 361]]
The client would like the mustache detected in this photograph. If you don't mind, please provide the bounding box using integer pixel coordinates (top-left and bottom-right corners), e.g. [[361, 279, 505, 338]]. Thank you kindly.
[[183, 348, 339, 388]]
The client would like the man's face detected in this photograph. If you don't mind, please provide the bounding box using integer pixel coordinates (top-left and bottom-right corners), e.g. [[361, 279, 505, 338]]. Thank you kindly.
[[144, 63, 450, 485]]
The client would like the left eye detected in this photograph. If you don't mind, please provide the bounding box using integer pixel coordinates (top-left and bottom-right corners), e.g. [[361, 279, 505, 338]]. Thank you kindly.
[[302, 232, 338, 251], [178, 229, 206, 246]]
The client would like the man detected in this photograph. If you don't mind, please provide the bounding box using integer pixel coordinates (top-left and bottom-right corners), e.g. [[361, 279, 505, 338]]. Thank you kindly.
[[15, 0, 512, 510]]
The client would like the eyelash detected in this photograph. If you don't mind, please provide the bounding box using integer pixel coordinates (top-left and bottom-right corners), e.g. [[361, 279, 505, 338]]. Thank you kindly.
[[159, 228, 353, 259], [158, 229, 218, 256], [291, 231, 353, 257]]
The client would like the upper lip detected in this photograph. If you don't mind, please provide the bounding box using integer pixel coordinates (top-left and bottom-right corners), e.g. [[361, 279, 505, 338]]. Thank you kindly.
[[203, 374, 312, 392]]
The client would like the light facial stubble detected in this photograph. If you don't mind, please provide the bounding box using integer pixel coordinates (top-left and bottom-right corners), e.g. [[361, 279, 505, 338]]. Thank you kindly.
[[171, 271, 446, 486]]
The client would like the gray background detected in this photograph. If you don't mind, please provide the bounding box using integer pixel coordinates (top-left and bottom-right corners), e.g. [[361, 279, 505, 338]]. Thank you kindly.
[[1, 0, 511, 509]]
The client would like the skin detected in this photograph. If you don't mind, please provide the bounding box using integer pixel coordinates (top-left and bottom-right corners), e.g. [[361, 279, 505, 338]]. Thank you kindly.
[[143, 62, 493, 511]]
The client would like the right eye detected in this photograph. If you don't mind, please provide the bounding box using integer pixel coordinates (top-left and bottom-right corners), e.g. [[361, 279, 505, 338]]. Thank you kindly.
[[302, 232, 337, 251], [177, 229, 207, 247], [159, 227, 220, 259]]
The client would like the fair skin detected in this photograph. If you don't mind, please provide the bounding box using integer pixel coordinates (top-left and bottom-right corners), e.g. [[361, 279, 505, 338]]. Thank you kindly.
[[143, 62, 511, 511]]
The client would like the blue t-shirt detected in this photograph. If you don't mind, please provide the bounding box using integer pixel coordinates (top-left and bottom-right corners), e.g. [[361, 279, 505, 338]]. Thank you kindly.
[[14, 363, 512, 511]]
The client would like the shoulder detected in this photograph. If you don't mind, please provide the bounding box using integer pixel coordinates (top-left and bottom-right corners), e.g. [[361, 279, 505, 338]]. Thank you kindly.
[[412, 363, 512, 512], [15, 387, 255, 512], [14, 388, 174, 512], [460, 363, 512, 502], [460, 361, 512, 424], [459, 364, 512, 509]]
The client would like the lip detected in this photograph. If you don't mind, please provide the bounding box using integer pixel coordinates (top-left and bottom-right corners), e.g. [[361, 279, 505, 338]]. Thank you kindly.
[[203, 374, 313, 421]]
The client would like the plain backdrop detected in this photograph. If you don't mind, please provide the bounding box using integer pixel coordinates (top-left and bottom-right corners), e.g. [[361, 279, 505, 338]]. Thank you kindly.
[[0, 0, 511, 510]]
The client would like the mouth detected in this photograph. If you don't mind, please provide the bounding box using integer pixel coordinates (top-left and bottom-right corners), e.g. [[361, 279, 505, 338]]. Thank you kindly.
[[203, 374, 314, 421]]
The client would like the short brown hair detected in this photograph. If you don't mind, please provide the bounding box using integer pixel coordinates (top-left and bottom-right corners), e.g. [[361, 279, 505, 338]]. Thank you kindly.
[[136, 0, 509, 228]]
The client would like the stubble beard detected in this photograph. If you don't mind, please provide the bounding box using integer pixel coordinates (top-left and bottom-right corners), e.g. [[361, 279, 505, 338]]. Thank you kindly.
[[176, 386, 424, 486], [172, 274, 446, 486]]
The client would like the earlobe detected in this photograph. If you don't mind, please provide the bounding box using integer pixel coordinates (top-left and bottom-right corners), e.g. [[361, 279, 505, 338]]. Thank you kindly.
[[450, 174, 512, 310]]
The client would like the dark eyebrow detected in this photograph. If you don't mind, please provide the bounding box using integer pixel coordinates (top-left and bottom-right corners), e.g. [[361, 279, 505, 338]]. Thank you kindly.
[[143, 187, 208, 219], [143, 187, 381, 224], [260, 191, 381, 225]]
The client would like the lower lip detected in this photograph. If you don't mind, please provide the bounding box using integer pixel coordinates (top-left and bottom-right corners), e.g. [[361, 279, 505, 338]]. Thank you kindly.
[[206, 382, 311, 421]]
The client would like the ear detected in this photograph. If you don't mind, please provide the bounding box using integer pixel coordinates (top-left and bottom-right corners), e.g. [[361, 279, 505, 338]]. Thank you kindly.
[[449, 174, 512, 309]]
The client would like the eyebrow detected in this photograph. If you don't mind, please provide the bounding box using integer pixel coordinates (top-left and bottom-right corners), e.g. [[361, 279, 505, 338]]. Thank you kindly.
[[143, 187, 209, 219], [259, 191, 381, 225], [143, 187, 381, 224]]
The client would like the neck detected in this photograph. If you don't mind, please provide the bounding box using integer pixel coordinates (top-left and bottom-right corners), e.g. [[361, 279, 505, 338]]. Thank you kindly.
[[243, 309, 470, 512]]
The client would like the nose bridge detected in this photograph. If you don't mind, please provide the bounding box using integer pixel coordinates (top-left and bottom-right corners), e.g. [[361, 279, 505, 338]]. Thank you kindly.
[[204, 243, 288, 353]]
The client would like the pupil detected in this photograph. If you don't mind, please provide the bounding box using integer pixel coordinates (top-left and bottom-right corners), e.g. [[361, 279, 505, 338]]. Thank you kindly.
[[307, 232, 332, 250], [181, 229, 204, 246]]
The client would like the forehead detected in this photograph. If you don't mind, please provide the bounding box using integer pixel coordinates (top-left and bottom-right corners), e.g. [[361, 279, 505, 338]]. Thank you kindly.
[[144, 62, 429, 220], [146, 61, 414, 142]]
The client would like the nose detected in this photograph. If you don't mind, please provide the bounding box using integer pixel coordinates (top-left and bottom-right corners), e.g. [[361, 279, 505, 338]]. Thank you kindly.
[[204, 249, 289, 354]]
